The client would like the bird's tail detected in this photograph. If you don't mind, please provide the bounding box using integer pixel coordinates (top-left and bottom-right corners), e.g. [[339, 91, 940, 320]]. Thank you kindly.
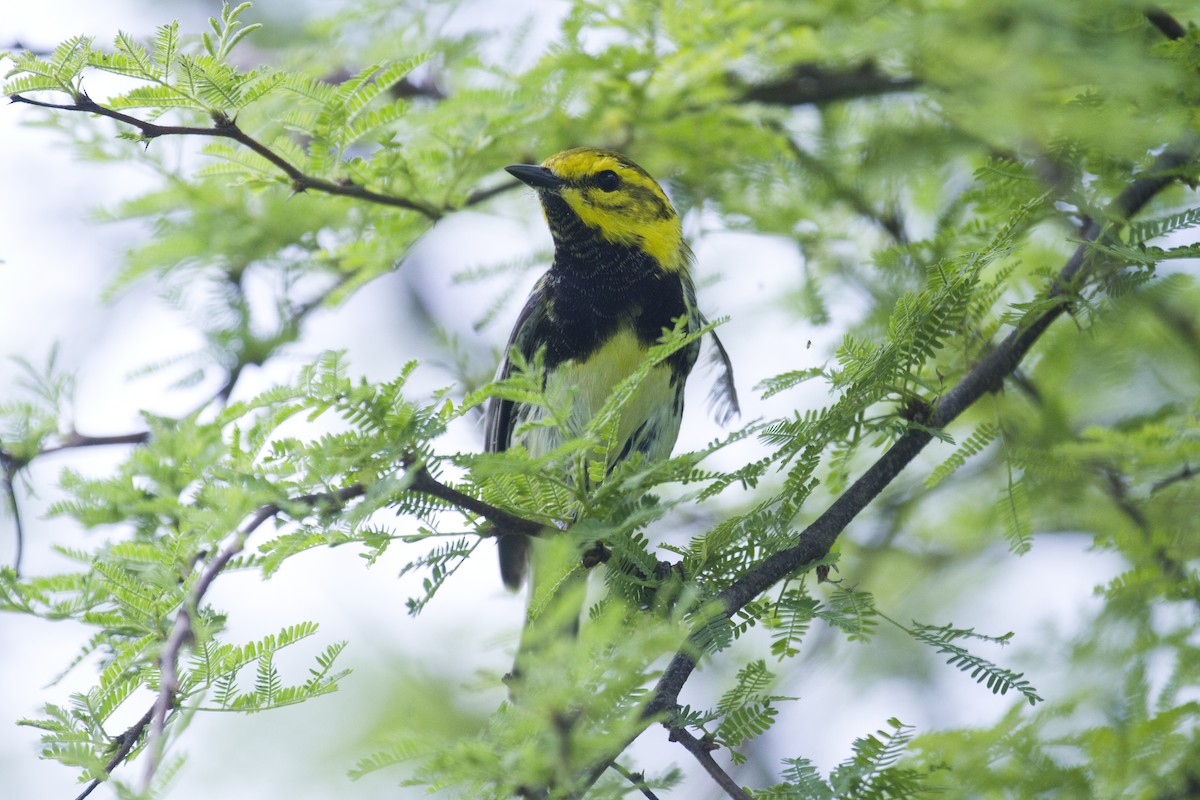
[[507, 535, 588, 690]]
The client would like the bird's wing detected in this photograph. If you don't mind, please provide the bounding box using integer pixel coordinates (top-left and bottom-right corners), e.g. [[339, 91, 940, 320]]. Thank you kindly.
[[484, 277, 552, 591], [484, 276, 550, 454]]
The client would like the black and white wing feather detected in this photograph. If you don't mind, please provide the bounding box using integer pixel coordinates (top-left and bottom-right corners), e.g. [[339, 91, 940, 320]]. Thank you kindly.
[[484, 278, 550, 589]]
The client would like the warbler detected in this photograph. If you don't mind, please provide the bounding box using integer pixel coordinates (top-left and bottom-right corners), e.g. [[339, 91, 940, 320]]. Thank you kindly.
[[485, 147, 738, 596]]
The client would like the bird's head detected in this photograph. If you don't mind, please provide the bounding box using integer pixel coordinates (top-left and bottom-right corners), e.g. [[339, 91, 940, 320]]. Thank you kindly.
[[506, 148, 687, 272]]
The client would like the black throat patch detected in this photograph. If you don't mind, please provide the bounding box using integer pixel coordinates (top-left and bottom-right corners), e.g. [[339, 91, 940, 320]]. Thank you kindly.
[[534, 193, 693, 376]]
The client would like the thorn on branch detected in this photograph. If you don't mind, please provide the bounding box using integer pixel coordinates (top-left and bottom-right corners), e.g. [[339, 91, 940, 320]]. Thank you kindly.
[[581, 541, 611, 569], [899, 395, 934, 425]]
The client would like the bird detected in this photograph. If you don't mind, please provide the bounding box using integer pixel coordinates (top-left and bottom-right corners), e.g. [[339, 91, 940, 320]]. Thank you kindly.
[[484, 147, 738, 637]]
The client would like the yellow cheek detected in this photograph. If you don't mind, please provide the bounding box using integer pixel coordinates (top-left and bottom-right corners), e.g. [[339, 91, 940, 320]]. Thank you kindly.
[[563, 189, 683, 271]]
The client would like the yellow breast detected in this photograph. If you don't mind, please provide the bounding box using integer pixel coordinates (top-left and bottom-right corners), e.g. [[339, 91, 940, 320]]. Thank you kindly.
[[551, 327, 679, 466]]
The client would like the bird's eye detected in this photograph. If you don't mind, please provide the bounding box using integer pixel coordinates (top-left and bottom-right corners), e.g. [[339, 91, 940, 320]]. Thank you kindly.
[[595, 170, 621, 192]]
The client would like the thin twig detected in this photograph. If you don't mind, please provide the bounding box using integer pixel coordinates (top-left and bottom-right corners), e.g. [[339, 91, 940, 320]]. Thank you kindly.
[[73, 706, 156, 800], [3, 432, 148, 574], [89, 465, 539, 791], [667, 727, 752, 800], [464, 179, 523, 207], [608, 761, 662, 800], [37, 431, 150, 456], [1102, 468, 1150, 531], [407, 464, 547, 536], [9, 93, 443, 219], [137, 484, 365, 790]]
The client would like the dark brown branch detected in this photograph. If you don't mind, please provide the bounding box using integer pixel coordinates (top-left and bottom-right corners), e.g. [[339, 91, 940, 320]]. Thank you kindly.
[[741, 62, 919, 107], [667, 727, 752, 800], [9, 93, 443, 219], [608, 762, 662, 800], [73, 706, 155, 800], [406, 464, 546, 537], [37, 431, 150, 456]]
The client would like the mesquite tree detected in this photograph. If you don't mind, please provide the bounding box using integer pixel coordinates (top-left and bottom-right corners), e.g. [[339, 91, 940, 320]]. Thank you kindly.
[[2, 2, 1198, 798]]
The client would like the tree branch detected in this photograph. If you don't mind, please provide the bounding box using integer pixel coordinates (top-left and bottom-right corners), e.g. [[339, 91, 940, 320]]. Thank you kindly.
[[139, 484, 367, 788], [1146, 8, 1188, 40], [667, 727, 752, 800], [463, 178, 523, 207], [9, 93, 444, 219], [741, 62, 919, 107], [36, 431, 151, 456], [73, 706, 155, 800], [406, 464, 547, 537], [2, 431, 148, 574], [607, 762, 662, 800], [776, 126, 908, 244]]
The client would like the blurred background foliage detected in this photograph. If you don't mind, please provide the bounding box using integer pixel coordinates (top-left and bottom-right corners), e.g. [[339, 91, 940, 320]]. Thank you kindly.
[[2, 0, 1200, 797]]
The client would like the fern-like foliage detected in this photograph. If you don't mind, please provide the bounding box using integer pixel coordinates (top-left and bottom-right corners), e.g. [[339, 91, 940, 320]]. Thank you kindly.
[[907, 622, 1042, 705], [5, 2, 1200, 798], [926, 421, 1000, 489], [713, 660, 796, 762], [756, 719, 933, 800], [190, 624, 349, 712]]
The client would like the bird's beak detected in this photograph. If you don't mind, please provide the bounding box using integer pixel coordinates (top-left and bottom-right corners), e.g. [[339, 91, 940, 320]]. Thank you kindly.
[[505, 164, 565, 191]]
